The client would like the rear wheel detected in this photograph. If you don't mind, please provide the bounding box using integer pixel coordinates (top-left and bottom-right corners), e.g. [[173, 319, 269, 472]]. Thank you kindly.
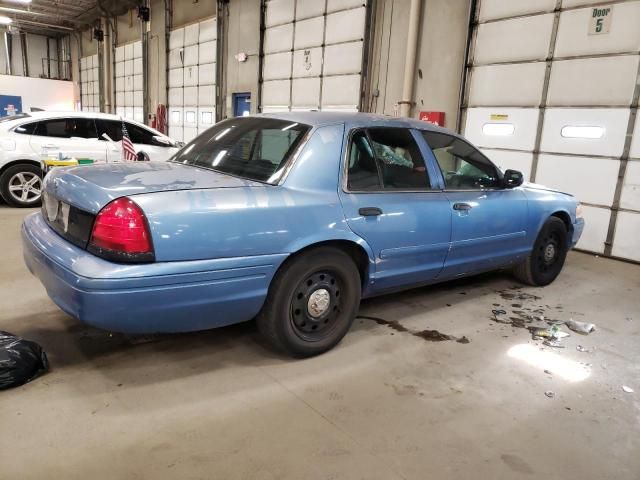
[[257, 247, 361, 357], [513, 217, 568, 286], [0, 164, 43, 208]]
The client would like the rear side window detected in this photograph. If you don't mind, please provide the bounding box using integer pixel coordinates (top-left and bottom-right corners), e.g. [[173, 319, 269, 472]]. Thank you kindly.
[[13, 122, 38, 135], [347, 128, 430, 191], [125, 122, 156, 145], [421, 131, 500, 190], [33, 118, 97, 139]]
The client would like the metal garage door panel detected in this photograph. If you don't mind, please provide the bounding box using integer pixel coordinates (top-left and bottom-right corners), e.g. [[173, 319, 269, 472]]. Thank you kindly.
[[198, 85, 215, 105], [324, 42, 362, 76], [198, 62, 216, 86], [169, 28, 184, 50], [80, 57, 87, 70], [292, 77, 321, 109], [184, 66, 198, 87], [576, 205, 610, 253], [263, 52, 292, 80], [168, 68, 183, 88], [183, 107, 198, 127], [134, 91, 143, 107], [540, 108, 629, 157], [169, 107, 183, 126], [292, 47, 322, 77], [629, 112, 640, 159], [198, 107, 215, 129], [184, 23, 199, 46], [133, 41, 142, 59], [125, 107, 134, 120], [169, 87, 183, 106], [563, 0, 621, 6], [115, 46, 124, 63], [321, 75, 360, 110], [169, 126, 184, 143], [469, 63, 546, 106], [183, 127, 198, 143], [81, 82, 88, 95], [464, 108, 539, 151], [536, 154, 620, 206], [124, 43, 133, 60], [326, 8, 366, 44], [265, 23, 293, 53], [262, 80, 291, 107], [620, 161, 640, 211], [116, 92, 125, 106], [199, 41, 216, 64], [183, 45, 198, 67], [296, 0, 324, 19], [115, 61, 124, 78], [265, 0, 294, 27], [478, 0, 556, 22], [125, 91, 133, 106], [169, 48, 183, 68], [134, 108, 143, 123], [133, 57, 143, 75], [92, 94, 98, 108], [548, 56, 639, 106], [474, 14, 554, 64], [480, 148, 533, 181], [124, 59, 133, 76], [183, 86, 198, 106], [126, 75, 134, 92], [133, 74, 142, 91], [612, 211, 640, 261], [199, 18, 217, 43], [116, 106, 125, 117], [294, 17, 324, 49], [555, 3, 640, 58], [327, 0, 365, 12]]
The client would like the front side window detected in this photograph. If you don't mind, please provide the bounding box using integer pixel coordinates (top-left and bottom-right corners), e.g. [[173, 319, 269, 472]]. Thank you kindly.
[[125, 122, 156, 145], [422, 131, 501, 190], [171, 117, 309, 184], [347, 128, 430, 191], [95, 119, 123, 142], [34, 118, 97, 139]]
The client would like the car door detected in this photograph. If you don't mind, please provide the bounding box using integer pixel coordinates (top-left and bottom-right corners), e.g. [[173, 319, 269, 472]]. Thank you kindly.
[[29, 117, 107, 163], [421, 130, 529, 277], [338, 127, 452, 293]]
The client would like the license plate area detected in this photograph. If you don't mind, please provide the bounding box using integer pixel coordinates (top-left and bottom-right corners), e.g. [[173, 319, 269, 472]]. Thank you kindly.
[[42, 192, 95, 249]]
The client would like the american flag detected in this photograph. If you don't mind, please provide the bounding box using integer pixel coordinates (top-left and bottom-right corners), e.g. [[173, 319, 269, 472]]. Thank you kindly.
[[121, 122, 137, 161]]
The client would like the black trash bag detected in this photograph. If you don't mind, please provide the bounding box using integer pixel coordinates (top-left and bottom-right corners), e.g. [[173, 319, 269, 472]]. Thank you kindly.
[[0, 331, 49, 390]]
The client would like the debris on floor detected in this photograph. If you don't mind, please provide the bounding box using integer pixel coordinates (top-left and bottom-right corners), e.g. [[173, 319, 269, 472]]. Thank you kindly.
[[565, 319, 596, 335], [543, 339, 565, 348], [0, 331, 49, 390], [622, 385, 634, 394], [545, 391, 555, 398], [576, 345, 595, 353], [358, 316, 470, 345]]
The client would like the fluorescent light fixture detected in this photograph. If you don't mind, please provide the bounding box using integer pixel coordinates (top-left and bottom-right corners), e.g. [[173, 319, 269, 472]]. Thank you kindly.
[[0, 15, 12, 25], [561, 125, 604, 139], [482, 123, 515, 136], [7, 0, 32, 4]]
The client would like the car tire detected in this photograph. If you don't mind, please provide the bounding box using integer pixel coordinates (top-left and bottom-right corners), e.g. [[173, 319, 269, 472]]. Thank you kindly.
[[0, 163, 43, 208], [513, 217, 568, 286], [257, 247, 361, 357]]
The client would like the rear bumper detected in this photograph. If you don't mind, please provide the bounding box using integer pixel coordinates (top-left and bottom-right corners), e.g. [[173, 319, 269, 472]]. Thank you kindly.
[[22, 212, 286, 333], [571, 218, 585, 248]]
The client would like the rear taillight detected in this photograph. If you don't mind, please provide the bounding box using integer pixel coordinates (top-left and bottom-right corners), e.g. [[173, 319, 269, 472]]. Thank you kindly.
[[88, 197, 155, 263]]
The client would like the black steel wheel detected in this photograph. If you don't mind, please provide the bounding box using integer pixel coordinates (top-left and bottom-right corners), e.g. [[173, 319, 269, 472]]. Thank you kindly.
[[513, 217, 568, 286], [258, 247, 361, 357]]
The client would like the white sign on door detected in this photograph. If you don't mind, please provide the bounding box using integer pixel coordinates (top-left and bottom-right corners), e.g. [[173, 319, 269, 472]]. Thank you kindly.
[[588, 6, 613, 35]]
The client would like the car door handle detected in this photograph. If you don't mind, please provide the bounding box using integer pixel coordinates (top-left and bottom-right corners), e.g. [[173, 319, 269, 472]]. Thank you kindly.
[[359, 207, 383, 217], [453, 203, 473, 211]]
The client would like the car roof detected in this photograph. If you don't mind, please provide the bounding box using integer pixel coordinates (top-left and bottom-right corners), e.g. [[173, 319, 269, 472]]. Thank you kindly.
[[258, 111, 458, 136], [22, 111, 126, 121]]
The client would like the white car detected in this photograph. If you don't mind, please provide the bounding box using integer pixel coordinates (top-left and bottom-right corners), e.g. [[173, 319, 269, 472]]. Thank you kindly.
[[0, 111, 181, 207]]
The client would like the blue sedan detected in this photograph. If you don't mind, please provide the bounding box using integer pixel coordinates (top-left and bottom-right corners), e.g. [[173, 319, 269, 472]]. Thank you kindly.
[[22, 112, 584, 356]]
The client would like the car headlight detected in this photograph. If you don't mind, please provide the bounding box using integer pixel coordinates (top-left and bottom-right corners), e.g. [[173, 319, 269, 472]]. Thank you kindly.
[[576, 203, 583, 219]]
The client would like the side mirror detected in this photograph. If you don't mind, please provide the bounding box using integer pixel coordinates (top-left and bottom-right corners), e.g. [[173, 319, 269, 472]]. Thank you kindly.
[[503, 169, 524, 188], [152, 135, 173, 147]]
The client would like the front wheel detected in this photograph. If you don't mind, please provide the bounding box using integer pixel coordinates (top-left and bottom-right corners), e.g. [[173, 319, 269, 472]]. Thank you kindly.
[[513, 217, 568, 286], [257, 247, 361, 357], [0, 164, 43, 208]]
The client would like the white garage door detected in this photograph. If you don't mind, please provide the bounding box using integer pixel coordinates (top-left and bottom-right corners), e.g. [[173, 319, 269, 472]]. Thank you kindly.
[[463, 0, 640, 262], [80, 54, 99, 112], [114, 40, 144, 123], [260, 0, 367, 112], [168, 17, 217, 143]]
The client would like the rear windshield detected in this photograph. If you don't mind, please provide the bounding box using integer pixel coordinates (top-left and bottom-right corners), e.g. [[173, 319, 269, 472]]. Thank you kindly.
[[170, 117, 310, 184]]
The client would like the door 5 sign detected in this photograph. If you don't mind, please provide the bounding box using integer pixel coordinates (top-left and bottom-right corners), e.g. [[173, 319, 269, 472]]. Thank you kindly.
[[589, 6, 612, 35]]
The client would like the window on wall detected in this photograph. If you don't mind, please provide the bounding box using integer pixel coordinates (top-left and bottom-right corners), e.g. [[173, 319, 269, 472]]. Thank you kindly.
[[347, 128, 431, 191], [422, 131, 501, 190]]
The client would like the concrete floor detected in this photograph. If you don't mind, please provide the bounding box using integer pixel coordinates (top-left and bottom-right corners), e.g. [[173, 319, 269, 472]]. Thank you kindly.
[[1, 204, 639, 480]]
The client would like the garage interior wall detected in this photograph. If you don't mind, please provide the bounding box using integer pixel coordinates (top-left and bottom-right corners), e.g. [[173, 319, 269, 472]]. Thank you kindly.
[[0, 32, 70, 80], [462, 0, 640, 262], [260, 0, 369, 113], [368, 0, 470, 128]]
